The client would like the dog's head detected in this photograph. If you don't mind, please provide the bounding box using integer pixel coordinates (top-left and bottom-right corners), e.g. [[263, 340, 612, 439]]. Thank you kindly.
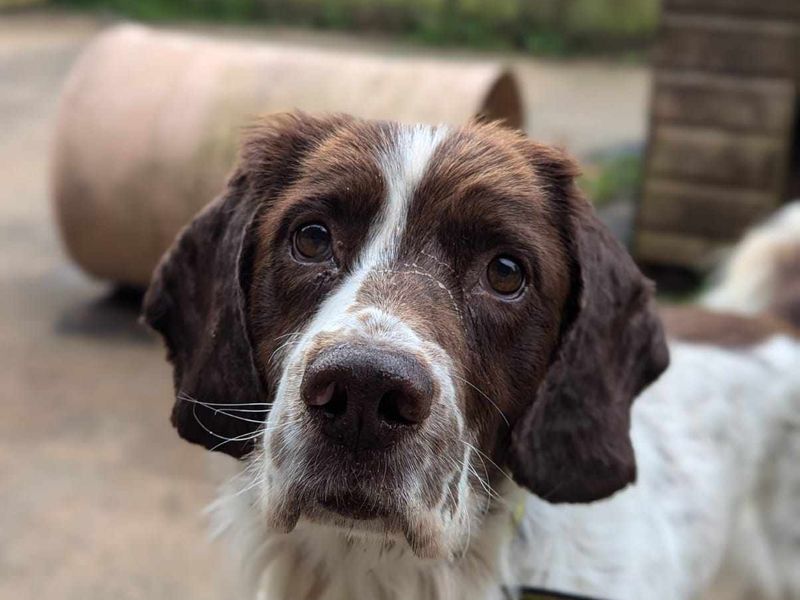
[[144, 113, 668, 559]]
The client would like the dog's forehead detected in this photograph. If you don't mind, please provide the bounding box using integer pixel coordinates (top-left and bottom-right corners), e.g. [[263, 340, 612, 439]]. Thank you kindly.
[[421, 125, 539, 195], [300, 119, 389, 182], [297, 120, 548, 230]]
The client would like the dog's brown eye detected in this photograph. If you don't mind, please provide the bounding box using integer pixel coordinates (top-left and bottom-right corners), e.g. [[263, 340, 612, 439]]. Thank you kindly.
[[486, 255, 525, 297], [293, 223, 332, 262]]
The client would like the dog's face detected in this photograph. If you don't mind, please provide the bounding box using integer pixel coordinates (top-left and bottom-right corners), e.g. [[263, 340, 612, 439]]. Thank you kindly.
[[246, 118, 573, 556], [144, 113, 668, 559]]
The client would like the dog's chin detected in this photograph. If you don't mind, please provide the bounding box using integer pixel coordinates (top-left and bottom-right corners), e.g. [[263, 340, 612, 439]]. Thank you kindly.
[[263, 486, 455, 560], [317, 491, 392, 521], [304, 500, 403, 539]]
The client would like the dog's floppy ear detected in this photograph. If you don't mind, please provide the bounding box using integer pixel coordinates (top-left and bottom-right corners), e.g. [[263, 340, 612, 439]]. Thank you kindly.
[[143, 112, 350, 458], [142, 171, 264, 458], [508, 144, 670, 503]]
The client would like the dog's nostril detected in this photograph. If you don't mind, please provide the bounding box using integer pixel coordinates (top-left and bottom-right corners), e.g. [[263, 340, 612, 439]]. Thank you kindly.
[[378, 389, 416, 426], [325, 384, 348, 418], [308, 382, 348, 418], [308, 382, 335, 407]]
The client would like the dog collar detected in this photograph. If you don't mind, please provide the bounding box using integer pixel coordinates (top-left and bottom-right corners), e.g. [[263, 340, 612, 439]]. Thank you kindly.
[[506, 501, 605, 600], [507, 586, 607, 600]]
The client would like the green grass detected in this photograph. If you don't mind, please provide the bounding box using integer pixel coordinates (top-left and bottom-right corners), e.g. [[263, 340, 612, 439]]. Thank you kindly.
[[51, 0, 658, 55], [52, 0, 259, 21], [0, 0, 46, 7]]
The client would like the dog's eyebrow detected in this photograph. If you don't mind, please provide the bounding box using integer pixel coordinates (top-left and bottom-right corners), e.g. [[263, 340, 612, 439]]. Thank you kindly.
[[275, 190, 380, 228], [440, 206, 541, 245]]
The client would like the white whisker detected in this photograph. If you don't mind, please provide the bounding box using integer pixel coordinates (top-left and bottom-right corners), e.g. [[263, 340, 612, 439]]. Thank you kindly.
[[179, 395, 269, 425], [451, 374, 510, 427]]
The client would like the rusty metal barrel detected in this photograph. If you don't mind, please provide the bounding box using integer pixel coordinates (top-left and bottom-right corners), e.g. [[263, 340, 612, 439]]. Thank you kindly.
[[52, 24, 523, 286]]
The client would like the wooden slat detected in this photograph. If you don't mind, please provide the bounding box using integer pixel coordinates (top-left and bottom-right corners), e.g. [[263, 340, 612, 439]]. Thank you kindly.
[[652, 71, 796, 134], [634, 230, 730, 270], [638, 179, 777, 240], [655, 15, 799, 78], [648, 125, 786, 190], [664, 0, 800, 20]]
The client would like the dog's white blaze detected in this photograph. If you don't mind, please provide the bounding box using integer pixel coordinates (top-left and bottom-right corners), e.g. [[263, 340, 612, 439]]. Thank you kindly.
[[277, 124, 449, 368], [366, 124, 450, 267], [269, 125, 451, 457]]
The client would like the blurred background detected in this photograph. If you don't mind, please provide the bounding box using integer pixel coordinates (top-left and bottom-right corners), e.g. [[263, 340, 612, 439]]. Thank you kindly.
[[0, 0, 797, 598]]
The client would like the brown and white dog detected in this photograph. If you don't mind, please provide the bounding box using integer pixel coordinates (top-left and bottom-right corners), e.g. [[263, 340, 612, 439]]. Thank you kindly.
[[143, 113, 800, 600]]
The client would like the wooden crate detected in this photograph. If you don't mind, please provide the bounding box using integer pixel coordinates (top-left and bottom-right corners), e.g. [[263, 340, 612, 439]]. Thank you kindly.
[[634, 1, 799, 271]]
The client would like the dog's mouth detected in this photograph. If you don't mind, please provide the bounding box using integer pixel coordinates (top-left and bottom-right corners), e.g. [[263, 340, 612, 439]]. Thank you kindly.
[[262, 460, 469, 560], [309, 491, 453, 559], [317, 491, 392, 521]]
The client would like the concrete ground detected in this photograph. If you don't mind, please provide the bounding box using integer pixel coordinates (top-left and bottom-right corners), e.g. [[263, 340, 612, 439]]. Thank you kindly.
[[0, 11, 649, 599]]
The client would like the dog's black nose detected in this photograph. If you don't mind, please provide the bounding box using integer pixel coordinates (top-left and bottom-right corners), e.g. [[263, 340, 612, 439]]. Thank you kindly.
[[301, 344, 434, 450]]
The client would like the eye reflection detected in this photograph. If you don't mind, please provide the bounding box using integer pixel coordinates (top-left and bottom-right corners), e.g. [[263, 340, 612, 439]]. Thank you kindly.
[[486, 255, 525, 297], [293, 223, 332, 262]]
